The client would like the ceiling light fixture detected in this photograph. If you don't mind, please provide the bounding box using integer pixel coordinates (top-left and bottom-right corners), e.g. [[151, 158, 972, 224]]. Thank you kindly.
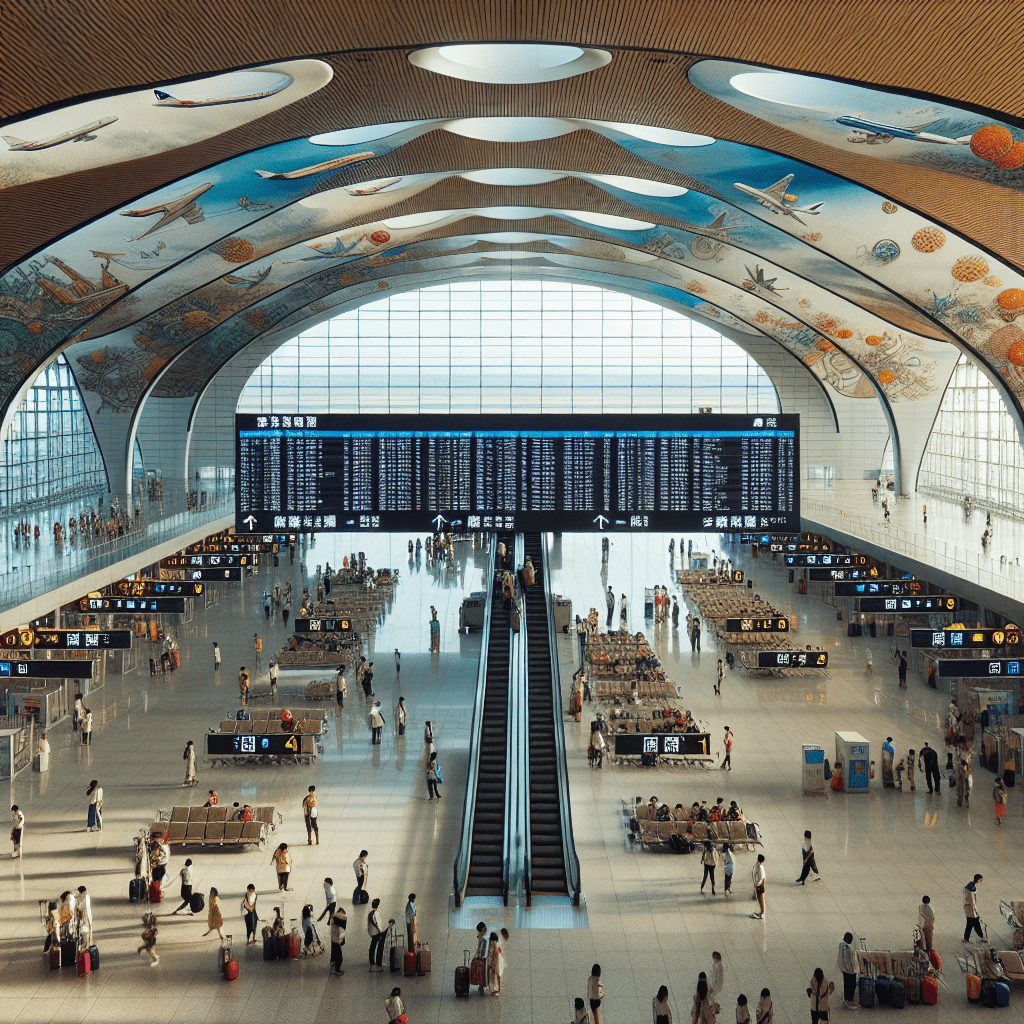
[[409, 43, 611, 85]]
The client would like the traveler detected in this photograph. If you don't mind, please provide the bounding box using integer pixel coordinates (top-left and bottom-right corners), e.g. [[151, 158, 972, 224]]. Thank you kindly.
[[172, 858, 194, 914], [606, 586, 615, 627], [963, 873, 984, 941], [573, 997, 592, 1023], [588, 963, 604, 1021], [213, 642, 221, 671], [269, 660, 279, 696], [82, 708, 93, 744], [700, 841, 719, 896], [330, 906, 347, 976], [75, 886, 92, 944], [10, 805, 24, 858], [242, 884, 259, 943], [384, 987, 405, 1022], [474, 921, 489, 993], [396, 696, 407, 735], [750, 854, 766, 919], [353, 850, 369, 896], [404, 894, 416, 950], [736, 994, 750, 1024], [271, 842, 294, 890], [653, 985, 673, 1024], [182, 740, 198, 787], [238, 667, 251, 705], [370, 702, 385, 744], [994, 777, 1008, 825], [756, 989, 773, 1024], [693, 978, 718, 1024], [489, 932, 505, 996], [721, 727, 733, 771], [336, 665, 346, 707], [303, 786, 319, 845], [204, 790, 219, 807], [427, 752, 442, 799], [837, 932, 858, 1008], [715, 659, 724, 697], [919, 743, 940, 794], [710, 950, 725, 999], [807, 968, 834, 1023], [619, 594, 628, 631], [394, 649, 401, 676], [918, 896, 934, 952], [722, 844, 735, 896], [317, 878, 337, 923], [138, 912, 159, 966], [86, 780, 103, 832], [202, 887, 225, 940], [796, 830, 821, 884], [368, 898, 385, 971]]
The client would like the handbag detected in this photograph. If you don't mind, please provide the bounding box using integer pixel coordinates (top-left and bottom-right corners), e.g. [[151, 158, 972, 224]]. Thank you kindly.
[[393, 1015, 408, 1024]]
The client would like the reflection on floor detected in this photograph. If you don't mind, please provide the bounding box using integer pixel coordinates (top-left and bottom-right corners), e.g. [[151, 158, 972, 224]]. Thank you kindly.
[[2, 532, 1020, 1023]]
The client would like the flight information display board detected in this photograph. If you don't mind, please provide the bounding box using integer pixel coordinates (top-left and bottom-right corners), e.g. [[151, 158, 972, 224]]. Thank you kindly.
[[857, 596, 957, 612], [108, 580, 204, 597], [911, 627, 1022, 649], [206, 733, 308, 757], [757, 651, 828, 668], [834, 580, 922, 597], [937, 659, 1022, 678], [236, 413, 799, 533], [808, 568, 879, 581], [785, 554, 867, 567], [161, 554, 249, 568], [166, 567, 242, 582], [613, 732, 713, 757], [0, 660, 96, 679], [725, 616, 790, 633], [293, 618, 352, 633], [79, 597, 186, 613]]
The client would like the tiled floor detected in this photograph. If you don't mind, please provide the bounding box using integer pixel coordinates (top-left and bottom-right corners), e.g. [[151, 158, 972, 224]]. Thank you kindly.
[[3, 531, 1021, 1023]]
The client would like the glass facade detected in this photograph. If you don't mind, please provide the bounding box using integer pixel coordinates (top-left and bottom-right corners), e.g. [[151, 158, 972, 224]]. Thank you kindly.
[[0, 355, 107, 511], [238, 281, 780, 415], [918, 355, 1024, 516]]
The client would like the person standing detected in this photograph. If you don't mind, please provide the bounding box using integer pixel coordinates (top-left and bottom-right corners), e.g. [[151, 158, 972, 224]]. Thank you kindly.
[[242, 884, 259, 943], [906, 748, 917, 792], [75, 885, 93, 944], [353, 850, 369, 897], [898, 650, 908, 688], [488, 932, 505, 996], [474, 921, 489, 994], [654, 986, 673, 1024], [182, 740, 198, 787], [919, 742, 941, 794], [10, 805, 25, 859], [203, 887, 225, 940], [994, 777, 1008, 825], [404, 894, 417, 951], [370, 702, 384, 744], [368, 898, 385, 971], [86, 780, 103, 831], [238, 666, 251, 705], [269, 660, 279, 697], [363, 661, 375, 698], [721, 727, 733, 771], [271, 843, 293, 891], [282, 592, 291, 627], [605, 586, 615, 628], [700, 841, 719, 896], [394, 649, 401, 677], [807, 968, 834, 1024], [865, 647, 873, 675], [715, 659, 724, 697], [82, 707, 93, 744], [264, 592, 271, 621], [587, 963, 604, 1020], [963, 874, 984, 942], [796, 830, 821, 884], [384, 987, 405, 1022], [213, 641, 221, 672], [253, 633, 263, 672], [722, 843, 735, 897], [330, 906, 347, 976], [427, 752, 442, 800], [619, 593, 628, 631], [396, 696, 407, 736], [710, 951, 725, 1001], [750, 854, 766, 919], [693, 978, 718, 1024], [38, 733, 50, 773], [671, 597, 680, 628], [837, 932, 858, 1009], [918, 895, 935, 952], [303, 786, 320, 845], [336, 665, 347, 708], [172, 858, 194, 915]]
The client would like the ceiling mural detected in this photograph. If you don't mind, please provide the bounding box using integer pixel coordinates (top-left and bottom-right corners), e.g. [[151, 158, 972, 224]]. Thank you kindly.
[[689, 61, 1024, 184]]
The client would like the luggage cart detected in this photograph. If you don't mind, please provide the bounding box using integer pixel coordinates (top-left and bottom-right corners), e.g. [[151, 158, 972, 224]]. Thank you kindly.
[[999, 900, 1024, 950]]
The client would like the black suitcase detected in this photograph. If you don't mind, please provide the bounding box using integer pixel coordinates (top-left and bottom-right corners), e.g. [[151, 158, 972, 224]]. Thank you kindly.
[[263, 930, 277, 961], [61, 937, 77, 969], [353, 888, 369, 906], [129, 877, 145, 903], [669, 833, 691, 854], [85, 943, 99, 971], [190, 892, 205, 914], [455, 951, 470, 997], [889, 975, 905, 1008]]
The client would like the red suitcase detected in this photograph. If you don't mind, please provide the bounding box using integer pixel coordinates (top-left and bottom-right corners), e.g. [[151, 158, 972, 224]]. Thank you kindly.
[[149, 880, 163, 903], [928, 950, 941, 973], [922, 976, 939, 1005], [470, 956, 486, 986], [77, 950, 91, 976], [49, 944, 61, 970], [287, 929, 301, 960], [223, 960, 239, 981], [404, 950, 417, 976]]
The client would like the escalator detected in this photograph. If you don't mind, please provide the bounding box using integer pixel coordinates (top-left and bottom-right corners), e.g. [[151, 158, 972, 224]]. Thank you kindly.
[[464, 534, 513, 898], [521, 532, 569, 897]]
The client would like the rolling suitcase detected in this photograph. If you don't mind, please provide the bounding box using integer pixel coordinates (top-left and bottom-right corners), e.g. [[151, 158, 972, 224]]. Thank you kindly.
[[76, 948, 91, 976], [275, 932, 289, 959], [994, 981, 1011, 1007], [455, 950, 471, 997], [417, 941, 431, 974], [669, 833, 691, 854], [190, 892, 205, 914], [61, 937, 77, 969], [353, 887, 369, 906], [907, 970, 921, 1004], [404, 950, 417, 977], [263, 928, 277, 961], [85, 944, 99, 971], [889, 975, 906, 1009], [858, 945, 875, 1008], [922, 976, 938, 1005], [149, 880, 163, 903], [220, 936, 232, 974], [224, 959, 239, 981], [389, 927, 405, 973], [287, 927, 301, 960], [50, 944, 61, 970], [470, 954, 487, 987], [875, 975, 891, 1006], [129, 877, 145, 903], [980, 979, 998, 1007], [967, 971, 982, 1003]]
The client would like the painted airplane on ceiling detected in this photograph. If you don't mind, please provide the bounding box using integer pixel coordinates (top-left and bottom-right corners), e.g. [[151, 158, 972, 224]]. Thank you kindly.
[[836, 115, 972, 145], [3, 116, 118, 151], [255, 152, 374, 180], [732, 174, 824, 225], [119, 182, 214, 239], [744, 264, 788, 294]]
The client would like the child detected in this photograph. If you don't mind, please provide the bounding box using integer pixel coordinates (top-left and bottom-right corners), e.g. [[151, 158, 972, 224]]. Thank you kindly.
[[736, 993, 751, 1024], [894, 756, 905, 791], [138, 912, 159, 966], [907, 749, 916, 792], [756, 988, 773, 1024]]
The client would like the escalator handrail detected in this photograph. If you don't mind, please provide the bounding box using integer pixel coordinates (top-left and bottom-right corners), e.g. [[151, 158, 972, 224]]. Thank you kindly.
[[452, 535, 496, 907], [541, 533, 583, 905]]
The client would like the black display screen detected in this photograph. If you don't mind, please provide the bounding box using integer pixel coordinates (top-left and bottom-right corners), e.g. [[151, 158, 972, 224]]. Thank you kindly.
[[109, 580, 204, 597], [757, 651, 828, 668], [808, 568, 878, 581], [161, 554, 249, 568], [937, 659, 1022, 678], [613, 732, 713, 756], [911, 628, 1022, 649], [169, 567, 242, 582], [857, 596, 957, 612], [0, 660, 96, 679], [235, 413, 799, 533], [79, 597, 186, 613], [33, 629, 132, 650], [205, 733, 307, 756], [833, 580, 922, 597], [725, 617, 790, 633], [293, 618, 352, 633], [785, 554, 867, 567]]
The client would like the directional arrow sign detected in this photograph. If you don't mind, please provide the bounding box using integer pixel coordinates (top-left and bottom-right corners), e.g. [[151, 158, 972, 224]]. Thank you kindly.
[[243, 515, 257, 530], [593, 515, 608, 530], [432, 514, 447, 530]]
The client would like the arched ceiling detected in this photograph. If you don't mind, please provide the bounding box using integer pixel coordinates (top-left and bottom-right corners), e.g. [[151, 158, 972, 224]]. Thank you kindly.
[[1, 0, 1023, 494]]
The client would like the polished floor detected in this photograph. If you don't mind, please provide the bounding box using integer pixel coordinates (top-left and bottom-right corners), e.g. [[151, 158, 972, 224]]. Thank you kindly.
[[2, 532, 1021, 1023]]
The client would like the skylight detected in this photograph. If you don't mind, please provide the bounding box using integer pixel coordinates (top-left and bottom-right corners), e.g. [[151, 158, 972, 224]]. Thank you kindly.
[[557, 210, 655, 231], [584, 173, 688, 197], [591, 121, 716, 147], [442, 117, 577, 142], [309, 120, 427, 146], [409, 43, 611, 85], [462, 168, 567, 186]]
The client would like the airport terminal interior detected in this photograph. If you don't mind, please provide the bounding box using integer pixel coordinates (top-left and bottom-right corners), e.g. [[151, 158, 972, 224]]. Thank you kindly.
[[2, 2, 1024, 1021]]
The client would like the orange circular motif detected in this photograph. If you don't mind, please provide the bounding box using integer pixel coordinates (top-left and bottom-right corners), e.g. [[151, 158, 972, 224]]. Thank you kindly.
[[212, 237, 255, 263], [377, 281, 389, 290], [970, 125, 1014, 162], [990, 325, 1024, 361], [865, 335, 883, 346], [984, 277, 1003, 287], [816, 340, 834, 352], [370, 230, 391, 245], [1007, 341, 1024, 367], [911, 227, 946, 253], [91, 350, 104, 363], [835, 328, 853, 339], [997, 288, 1024, 310], [881, 202, 897, 214], [877, 370, 895, 384], [26, 322, 42, 334], [994, 142, 1024, 170], [951, 256, 989, 282]]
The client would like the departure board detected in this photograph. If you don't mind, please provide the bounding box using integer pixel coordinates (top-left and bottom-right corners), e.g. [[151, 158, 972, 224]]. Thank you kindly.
[[236, 414, 799, 533]]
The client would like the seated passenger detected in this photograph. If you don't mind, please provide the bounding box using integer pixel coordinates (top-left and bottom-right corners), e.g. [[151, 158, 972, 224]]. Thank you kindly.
[[696, 802, 709, 822], [708, 803, 723, 823], [280, 709, 294, 732], [634, 798, 649, 821], [239, 804, 253, 823], [656, 803, 671, 822], [727, 800, 742, 820]]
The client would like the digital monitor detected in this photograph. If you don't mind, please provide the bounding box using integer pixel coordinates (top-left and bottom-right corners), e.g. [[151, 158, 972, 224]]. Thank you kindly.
[[161, 554, 249, 568], [833, 580, 922, 597], [109, 580, 204, 597], [785, 554, 867, 567], [912, 628, 1022, 649], [206, 733, 306, 756], [235, 413, 799, 532], [613, 732, 712, 756], [725, 617, 790, 633], [756, 651, 828, 668], [293, 618, 352, 633], [937, 659, 1022, 678], [79, 597, 186, 613], [0, 660, 96, 679], [857, 596, 957, 612], [808, 567, 879, 581]]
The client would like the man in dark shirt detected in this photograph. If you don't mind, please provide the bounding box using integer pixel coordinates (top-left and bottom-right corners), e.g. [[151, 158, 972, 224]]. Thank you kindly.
[[919, 742, 941, 794]]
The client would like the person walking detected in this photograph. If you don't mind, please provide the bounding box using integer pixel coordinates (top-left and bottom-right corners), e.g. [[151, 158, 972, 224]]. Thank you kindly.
[[605, 586, 615, 628], [964, 874, 984, 941], [384, 987, 405, 1022], [796, 830, 821, 884], [710, 951, 725, 1000], [203, 887, 225, 940], [700, 841, 719, 896], [271, 842, 293, 890], [242, 884, 259, 943], [238, 666, 251, 705], [182, 740, 198, 787], [588, 963, 604, 1021], [619, 593, 628, 631], [807, 967, 834, 1024], [336, 664, 347, 708], [837, 932, 858, 1009], [654, 985, 674, 1024], [488, 931, 505, 996], [86, 780, 103, 832], [918, 895, 935, 952], [370, 702, 384, 744], [330, 906, 347, 976], [919, 742, 940, 794], [138, 912, 159, 966], [474, 921, 489, 994], [404, 894, 417, 951], [722, 843, 735, 897], [994, 777, 1008, 826], [573, 997, 592, 1023], [721, 726, 733, 771], [427, 752, 442, 799], [394, 649, 401, 677], [693, 977, 719, 1024], [81, 707, 93, 744], [865, 647, 873, 675], [264, 592, 271, 621], [396, 696, 407, 736], [353, 850, 369, 898], [368, 898, 385, 971], [269, 659, 279, 697], [756, 989, 773, 1024], [303, 786, 320, 845], [213, 642, 221, 672], [317, 877, 338, 924], [171, 858, 194, 915], [750, 854, 766, 919], [10, 805, 24, 859], [282, 592, 291, 627], [715, 659, 724, 697], [363, 661, 375, 698], [897, 650, 908, 688]]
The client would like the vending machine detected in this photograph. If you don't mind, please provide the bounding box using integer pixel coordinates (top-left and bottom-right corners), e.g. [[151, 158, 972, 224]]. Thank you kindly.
[[802, 744, 825, 796], [835, 731, 870, 792]]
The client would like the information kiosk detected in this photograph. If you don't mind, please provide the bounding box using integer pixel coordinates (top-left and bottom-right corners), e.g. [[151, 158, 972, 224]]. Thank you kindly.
[[835, 731, 870, 792]]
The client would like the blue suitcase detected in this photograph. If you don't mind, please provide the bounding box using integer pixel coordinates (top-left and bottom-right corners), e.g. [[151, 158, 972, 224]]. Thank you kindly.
[[995, 981, 1011, 1007], [875, 976, 891, 1006], [889, 976, 906, 1009], [858, 976, 875, 1008]]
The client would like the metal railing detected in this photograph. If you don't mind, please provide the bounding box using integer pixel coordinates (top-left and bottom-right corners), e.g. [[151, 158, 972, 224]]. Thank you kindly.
[[506, 533, 528, 907], [452, 536, 495, 908], [541, 532, 583, 906]]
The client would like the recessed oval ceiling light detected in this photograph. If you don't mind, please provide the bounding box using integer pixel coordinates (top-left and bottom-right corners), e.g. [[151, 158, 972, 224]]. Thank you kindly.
[[309, 120, 428, 146], [410, 43, 611, 85], [462, 168, 567, 186], [557, 210, 655, 231], [729, 70, 864, 110], [477, 232, 549, 243], [590, 120, 716, 147], [584, 173, 688, 197], [441, 116, 577, 142], [480, 251, 543, 259], [381, 211, 452, 229]]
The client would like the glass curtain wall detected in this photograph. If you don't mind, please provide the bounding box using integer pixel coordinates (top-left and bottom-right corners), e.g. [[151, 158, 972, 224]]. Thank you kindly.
[[918, 355, 1024, 517], [238, 280, 780, 415], [0, 355, 107, 511]]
